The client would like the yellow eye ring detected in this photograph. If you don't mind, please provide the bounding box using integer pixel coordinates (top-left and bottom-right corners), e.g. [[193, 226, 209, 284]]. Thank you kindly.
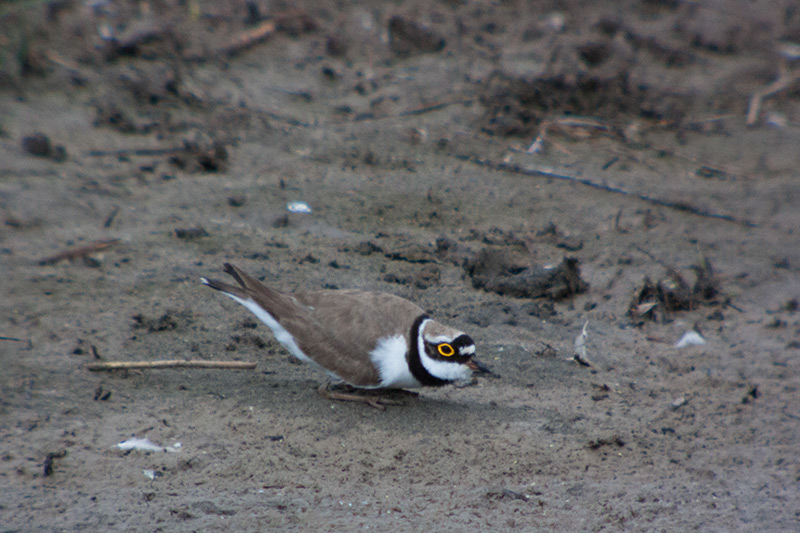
[[437, 343, 455, 357]]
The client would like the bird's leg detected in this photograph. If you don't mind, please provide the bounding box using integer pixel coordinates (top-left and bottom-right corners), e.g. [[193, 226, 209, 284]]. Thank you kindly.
[[317, 383, 416, 409]]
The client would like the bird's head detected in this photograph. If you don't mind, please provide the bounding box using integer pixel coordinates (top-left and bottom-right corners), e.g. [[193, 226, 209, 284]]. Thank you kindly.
[[416, 319, 490, 384]]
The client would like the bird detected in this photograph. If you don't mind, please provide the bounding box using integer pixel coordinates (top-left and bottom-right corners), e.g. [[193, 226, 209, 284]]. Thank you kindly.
[[201, 263, 489, 407]]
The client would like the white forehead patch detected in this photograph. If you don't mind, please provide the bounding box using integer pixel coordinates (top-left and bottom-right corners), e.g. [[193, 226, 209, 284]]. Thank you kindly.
[[459, 344, 475, 356], [423, 333, 456, 344], [420, 320, 464, 344]]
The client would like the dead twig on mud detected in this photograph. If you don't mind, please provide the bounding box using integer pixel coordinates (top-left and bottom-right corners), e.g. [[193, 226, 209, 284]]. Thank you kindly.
[[398, 100, 465, 117], [220, 20, 276, 56], [528, 116, 613, 153], [464, 157, 756, 227], [746, 66, 800, 126], [87, 360, 257, 371], [348, 99, 473, 122], [103, 206, 120, 228], [38, 239, 120, 266], [84, 147, 185, 157]]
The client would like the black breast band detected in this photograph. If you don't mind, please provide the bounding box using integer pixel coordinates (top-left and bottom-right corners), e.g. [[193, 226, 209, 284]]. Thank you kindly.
[[407, 314, 449, 387]]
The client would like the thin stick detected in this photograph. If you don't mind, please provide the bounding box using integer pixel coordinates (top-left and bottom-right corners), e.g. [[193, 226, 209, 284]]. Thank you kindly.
[[746, 67, 800, 126], [39, 239, 120, 265], [84, 147, 185, 157], [87, 360, 257, 371], [398, 101, 454, 117], [221, 20, 276, 56], [103, 206, 120, 228], [466, 157, 756, 227], [349, 99, 473, 121]]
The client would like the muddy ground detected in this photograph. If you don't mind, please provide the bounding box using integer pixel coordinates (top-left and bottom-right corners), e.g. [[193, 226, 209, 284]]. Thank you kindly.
[[1, 0, 799, 530]]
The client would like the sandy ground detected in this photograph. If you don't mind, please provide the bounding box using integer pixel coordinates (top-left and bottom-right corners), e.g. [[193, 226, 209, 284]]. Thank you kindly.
[[1, 0, 799, 530]]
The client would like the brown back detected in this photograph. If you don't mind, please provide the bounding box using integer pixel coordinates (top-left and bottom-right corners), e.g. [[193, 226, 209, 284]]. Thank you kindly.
[[227, 265, 424, 386]]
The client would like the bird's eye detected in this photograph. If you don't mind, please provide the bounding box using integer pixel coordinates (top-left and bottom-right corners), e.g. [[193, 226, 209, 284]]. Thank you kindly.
[[437, 343, 455, 357]]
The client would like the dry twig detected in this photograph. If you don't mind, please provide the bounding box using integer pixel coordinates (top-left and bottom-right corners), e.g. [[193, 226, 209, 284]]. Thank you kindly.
[[464, 157, 756, 227], [221, 20, 276, 56], [38, 239, 120, 266], [746, 67, 800, 126], [87, 360, 257, 371]]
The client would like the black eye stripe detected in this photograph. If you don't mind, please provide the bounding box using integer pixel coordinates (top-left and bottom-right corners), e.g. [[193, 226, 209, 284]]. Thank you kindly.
[[452, 334, 474, 348]]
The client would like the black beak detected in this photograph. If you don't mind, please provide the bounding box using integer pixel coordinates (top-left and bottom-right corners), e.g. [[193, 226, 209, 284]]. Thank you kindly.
[[467, 358, 492, 375]]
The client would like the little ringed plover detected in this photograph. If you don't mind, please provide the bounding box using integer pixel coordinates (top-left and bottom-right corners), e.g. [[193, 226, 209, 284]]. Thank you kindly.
[[201, 263, 489, 406]]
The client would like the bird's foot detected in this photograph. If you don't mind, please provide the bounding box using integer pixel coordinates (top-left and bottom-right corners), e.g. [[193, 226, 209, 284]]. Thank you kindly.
[[318, 383, 417, 410]]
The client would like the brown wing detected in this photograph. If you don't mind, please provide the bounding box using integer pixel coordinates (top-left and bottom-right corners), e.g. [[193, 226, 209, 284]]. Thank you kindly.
[[287, 290, 424, 386], [206, 264, 422, 387]]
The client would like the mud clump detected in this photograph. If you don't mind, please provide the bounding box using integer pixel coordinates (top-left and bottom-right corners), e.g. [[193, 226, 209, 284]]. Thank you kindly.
[[21, 132, 67, 162], [169, 139, 229, 173], [478, 71, 647, 137], [628, 257, 723, 323], [132, 310, 195, 333], [388, 16, 446, 57], [464, 247, 588, 300]]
